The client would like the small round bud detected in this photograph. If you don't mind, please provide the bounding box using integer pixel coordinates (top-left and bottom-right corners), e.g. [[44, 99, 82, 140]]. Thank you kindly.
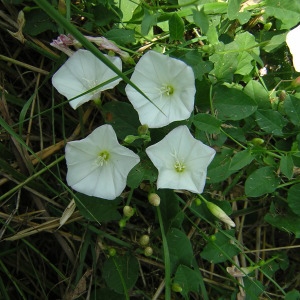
[[148, 193, 160, 206], [251, 138, 264, 146], [195, 198, 201, 206], [172, 283, 183, 293], [119, 218, 127, 228], [279, 90, 287, 101], [144, 246, 153, 257], [139, 235, 150, 246], [263, 22, 272, 31], [123, 206, 135, 218], [108, 248, 116, 257], [291, 76, 300, 88], [210, 235, 217, 242]]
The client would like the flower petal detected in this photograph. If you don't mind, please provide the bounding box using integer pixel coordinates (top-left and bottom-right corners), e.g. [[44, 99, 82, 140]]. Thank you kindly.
[[146, 125, 216, 193], [286, 25, 300, 72], [52, 49, 122, 109], [65, 124, 140, 200], [125, 51, 196, 128]]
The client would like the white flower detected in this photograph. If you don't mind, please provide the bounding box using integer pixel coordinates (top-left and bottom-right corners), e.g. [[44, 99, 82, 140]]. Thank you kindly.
[[65, 124, 140, 200], [52, 49, 122, 109], [145, 125, 216, 193], [125, 51, 196, 128], [286, 24, 300, 72]]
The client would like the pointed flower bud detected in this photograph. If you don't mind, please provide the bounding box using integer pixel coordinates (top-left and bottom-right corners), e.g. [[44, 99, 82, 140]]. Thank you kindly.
[[205, 200, 235, 227]]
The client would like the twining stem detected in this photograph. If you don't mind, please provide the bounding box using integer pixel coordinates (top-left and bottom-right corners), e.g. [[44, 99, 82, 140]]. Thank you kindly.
[[156, 206, 171, 299]]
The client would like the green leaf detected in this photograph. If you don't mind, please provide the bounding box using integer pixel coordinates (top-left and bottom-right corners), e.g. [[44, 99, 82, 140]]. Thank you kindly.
[[280, 155, 294, 179], [243, 277, 265, 300], [227, 0, 243, 20], [234, 32, 260, 75], [213, 85, 257, 120], [201, 230, 240, 263], [263, 33, 287, 53], [244, 80, 271, 109], [74, 193, 121, 222], [92, 4, 121, 26], [192, 9, 209, 34], [193, 113, 222, 134], [127, 153, 157, 188], [230, 150, 254, 171], [169, 13, 185, 42], [284, 95, 300, 126], [24, 9, 58, 35], [173, 265, 202, 297], [265, 202, 300, 238], [245, 167, 280, 197], [91, 288, 126, 300], [255, 109, 288, 136], [166, 228, 194, 272], [285, 290, 300, 300], [118, 0, 139, 22], [207, 149, 233, 183], [265, 0, 300, 29], [104, 29, 135, 45], [103, 254, 139, 294], [160, 190, 184, 231], [209, 43, 238, 82], [141, 9, 157, 36], [287, 184, 300, 216], [102, 102, 140, 140]]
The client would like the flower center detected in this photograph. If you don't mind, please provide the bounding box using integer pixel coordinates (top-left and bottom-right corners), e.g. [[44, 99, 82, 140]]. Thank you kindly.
[[96, 150, 110, 166], [171, 150, 186, 173], [174, 160, 186, 173], [160, 84, 174, 96]]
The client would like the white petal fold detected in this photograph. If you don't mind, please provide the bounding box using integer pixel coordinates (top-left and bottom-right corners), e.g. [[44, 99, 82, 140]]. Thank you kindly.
[[52, 49, 122, 109], [286, 25, 300, 72], [146, 125, 216, 193], [125, 51, 196, 128], [65, 125, 140, 200]]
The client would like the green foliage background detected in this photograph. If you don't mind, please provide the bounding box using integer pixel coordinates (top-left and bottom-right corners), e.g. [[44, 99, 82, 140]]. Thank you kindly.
[[1, 0, 300, 299]]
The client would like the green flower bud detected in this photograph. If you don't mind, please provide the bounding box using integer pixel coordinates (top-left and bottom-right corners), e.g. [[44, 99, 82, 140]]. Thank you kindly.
[[108, 248, 116, 257], [138, 124, 149, 135], [210, 234, 217, 242], [291, 76, 300, 88], [148, 193, 160, 206], [263, 22, 272, 31], [206, 201, 235, 227], [279, 90, 287, 101], [172, 283, 183, 293], [251, 138, 264, 146], [119, 218, 127, 228], [195, 198, 201, 206], [144, 246, 153, 257], [123, 205, 135, 218], [139, 235, 150, 246]]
